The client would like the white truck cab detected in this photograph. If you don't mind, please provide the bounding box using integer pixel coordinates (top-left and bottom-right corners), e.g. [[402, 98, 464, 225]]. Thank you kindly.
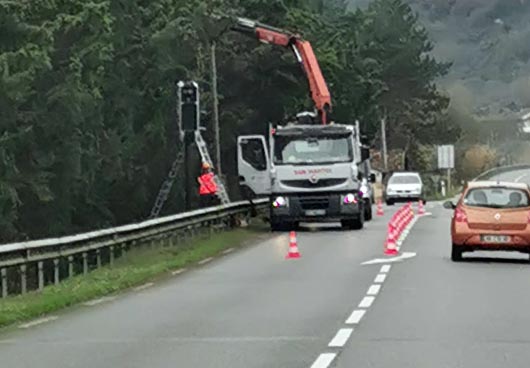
[[238, 120, 371, 231]]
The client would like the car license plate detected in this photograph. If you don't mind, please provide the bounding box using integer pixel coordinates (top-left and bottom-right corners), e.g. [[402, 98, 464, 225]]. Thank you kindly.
[[305, 209, 326, 216], [481, 235, 511, 243]]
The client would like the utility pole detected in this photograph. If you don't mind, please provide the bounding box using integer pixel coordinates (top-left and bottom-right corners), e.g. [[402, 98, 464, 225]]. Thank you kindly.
[[381, 116, 388, 171], [211, 41, 222, 175]]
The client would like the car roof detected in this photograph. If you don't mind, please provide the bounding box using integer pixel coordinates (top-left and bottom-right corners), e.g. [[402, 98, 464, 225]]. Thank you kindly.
[[467, 181, 530, 190]]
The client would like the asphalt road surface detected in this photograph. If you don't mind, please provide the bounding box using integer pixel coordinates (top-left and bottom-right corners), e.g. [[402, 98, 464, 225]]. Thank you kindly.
[[2, 200, 530, 368], [481, 167, 530, 185]]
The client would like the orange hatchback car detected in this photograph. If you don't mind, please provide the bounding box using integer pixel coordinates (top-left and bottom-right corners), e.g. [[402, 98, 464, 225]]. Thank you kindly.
[[444, 181, 530, 261]]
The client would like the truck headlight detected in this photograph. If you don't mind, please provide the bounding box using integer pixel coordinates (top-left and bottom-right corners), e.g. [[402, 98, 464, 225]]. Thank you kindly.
[[272, 196, 288, 208], [342, 193, 358, 205]]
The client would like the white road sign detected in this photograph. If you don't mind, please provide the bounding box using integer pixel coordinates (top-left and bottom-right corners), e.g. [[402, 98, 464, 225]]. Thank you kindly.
[[438, 145, 455, 169]]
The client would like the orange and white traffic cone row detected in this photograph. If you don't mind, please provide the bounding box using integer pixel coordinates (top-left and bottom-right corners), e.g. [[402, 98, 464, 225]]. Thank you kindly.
[[384, 202, 416, 256]]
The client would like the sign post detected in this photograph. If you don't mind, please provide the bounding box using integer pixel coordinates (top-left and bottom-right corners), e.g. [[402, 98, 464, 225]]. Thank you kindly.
[[176, 81, 201, 210], [438, 145, 455, 193]]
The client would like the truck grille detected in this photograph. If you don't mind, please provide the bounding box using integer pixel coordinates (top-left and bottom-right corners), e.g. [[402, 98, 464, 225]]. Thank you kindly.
[[299, 196, 330, 210], [281, 178, 347, 189]]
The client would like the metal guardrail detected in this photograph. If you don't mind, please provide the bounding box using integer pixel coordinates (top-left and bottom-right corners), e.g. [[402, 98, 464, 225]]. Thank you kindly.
[[0, 199, 267, 298]]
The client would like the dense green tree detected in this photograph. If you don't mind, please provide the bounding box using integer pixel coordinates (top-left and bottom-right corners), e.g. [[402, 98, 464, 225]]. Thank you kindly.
[[0, 0, 453, 241]]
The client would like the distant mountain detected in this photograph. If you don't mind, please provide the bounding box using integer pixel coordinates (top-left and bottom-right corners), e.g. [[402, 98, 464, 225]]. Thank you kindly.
[[346, 0, 530, 118]]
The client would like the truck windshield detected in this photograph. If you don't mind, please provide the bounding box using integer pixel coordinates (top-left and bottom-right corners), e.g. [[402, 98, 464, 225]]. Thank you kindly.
[[273, 135, 353, 165]]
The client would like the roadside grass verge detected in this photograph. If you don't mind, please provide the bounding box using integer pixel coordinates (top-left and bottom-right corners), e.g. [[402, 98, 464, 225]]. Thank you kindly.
[[0, 223, 268, 329]]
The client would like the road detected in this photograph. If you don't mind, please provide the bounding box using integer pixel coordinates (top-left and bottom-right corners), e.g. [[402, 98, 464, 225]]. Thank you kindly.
[[480, 166, 530, 185], [2, 200, 530, 367]]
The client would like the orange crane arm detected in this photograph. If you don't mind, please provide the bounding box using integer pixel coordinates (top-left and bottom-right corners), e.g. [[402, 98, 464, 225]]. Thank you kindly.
[[232, 17, 332, 124]]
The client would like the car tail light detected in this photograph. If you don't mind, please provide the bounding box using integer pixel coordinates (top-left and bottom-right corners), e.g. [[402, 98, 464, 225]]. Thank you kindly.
[[455, 207, 467, 223], [527, 211, 530, 224]]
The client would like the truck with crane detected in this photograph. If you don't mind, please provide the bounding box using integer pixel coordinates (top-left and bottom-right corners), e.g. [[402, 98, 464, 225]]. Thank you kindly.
[[232, 17, 374, 230]]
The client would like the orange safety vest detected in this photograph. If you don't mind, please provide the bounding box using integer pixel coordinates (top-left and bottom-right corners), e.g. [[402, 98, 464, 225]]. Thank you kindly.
[[198, 172, 217, 195]]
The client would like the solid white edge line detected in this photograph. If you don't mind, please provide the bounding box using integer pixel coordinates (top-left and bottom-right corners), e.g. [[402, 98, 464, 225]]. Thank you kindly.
[[358, 296, 375, 308], [374, 274, 386, 283], [328, 328, 354, 347], [198, 257, 213, 265], [346, 309, 366, 324], [310, 353, 337, 368], [83, 296, 116, 307], [380, 265, 391, 273], [134, 282, 154, 291], [19, 316, 58, 329], [367, 284, 381, 296]]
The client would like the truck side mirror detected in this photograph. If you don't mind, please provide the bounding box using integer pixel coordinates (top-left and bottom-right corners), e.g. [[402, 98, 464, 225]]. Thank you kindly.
[[369, 173, 376, 183], [361, 147, 370, 161]]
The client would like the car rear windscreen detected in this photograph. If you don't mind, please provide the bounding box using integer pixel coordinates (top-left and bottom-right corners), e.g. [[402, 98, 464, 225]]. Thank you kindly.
[[389, 175, 420, 184], [464, 187, 530, 208]]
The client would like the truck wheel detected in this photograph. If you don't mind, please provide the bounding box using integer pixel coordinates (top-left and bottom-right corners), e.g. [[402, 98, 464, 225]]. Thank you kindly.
[[341, 217, 364, 230], [270, 221, 285, 232], [271, 221, 297, 232], [364, 202, 373, 221], [352, 217, 364, 230]]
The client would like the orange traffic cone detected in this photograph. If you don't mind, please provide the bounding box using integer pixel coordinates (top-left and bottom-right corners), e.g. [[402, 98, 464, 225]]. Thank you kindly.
[[384, 224, 399, 256], [418, 200, 425, 215], [286, 231, 301, 259], [376, 200, 384, 216]]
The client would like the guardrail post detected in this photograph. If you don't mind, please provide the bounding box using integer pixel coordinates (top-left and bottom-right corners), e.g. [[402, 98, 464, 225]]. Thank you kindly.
[[109, 246, 114, 267], [20, 265, 27, 294], [1, 268, 7, 298], [82, 252, 88, 275], [53, 258, 60, 285], [68, 256, 74, 278], [38, 261, 44, 291], [96, 249, 101, 268]]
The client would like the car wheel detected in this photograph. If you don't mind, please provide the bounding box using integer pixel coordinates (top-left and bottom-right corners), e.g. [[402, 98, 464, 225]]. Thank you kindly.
[[451, 244, 463, 262], [386, 199, 394, 206]]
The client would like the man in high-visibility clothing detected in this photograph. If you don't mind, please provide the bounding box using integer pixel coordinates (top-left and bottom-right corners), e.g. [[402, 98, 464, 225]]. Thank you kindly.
[[198, 162, 218, 207]]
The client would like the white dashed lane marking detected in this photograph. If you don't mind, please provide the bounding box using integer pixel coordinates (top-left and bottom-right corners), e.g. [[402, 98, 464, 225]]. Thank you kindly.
[[328, 328, 354, 347], [310, 353, 337, 368], [380, 264, 391, 273], [309, 214, 422, 367], [374, 274, 386, 283], [345, 309, 366, 324], [367, 284, 381, 296], [171, 268, 186, 275], [222, 248, 235, 254], [358, 296, 375, 308]]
